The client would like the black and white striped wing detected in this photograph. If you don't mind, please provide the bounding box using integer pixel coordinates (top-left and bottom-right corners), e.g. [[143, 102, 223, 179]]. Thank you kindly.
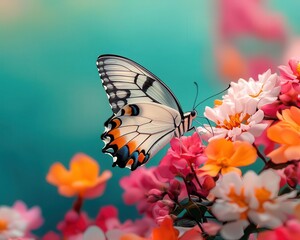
[[96, 54, 183, 116]]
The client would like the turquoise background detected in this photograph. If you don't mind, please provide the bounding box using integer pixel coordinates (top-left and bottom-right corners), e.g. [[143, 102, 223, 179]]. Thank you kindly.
[[1, 0, 300, 236]]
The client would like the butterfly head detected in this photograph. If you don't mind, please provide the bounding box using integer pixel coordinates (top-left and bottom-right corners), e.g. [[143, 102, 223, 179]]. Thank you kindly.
[[191, 110, 197, 118]]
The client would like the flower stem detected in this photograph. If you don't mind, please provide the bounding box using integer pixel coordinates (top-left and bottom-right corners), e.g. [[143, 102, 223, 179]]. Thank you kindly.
[[252, 143, 267, 164], [182, 177, 192, 201], [190, 163, 203, 190], [73, 195, 84, 213]]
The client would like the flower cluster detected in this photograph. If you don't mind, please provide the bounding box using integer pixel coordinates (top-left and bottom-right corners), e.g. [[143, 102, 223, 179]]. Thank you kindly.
[[114, 58, 300, 240], [2, 58, 300, 240]]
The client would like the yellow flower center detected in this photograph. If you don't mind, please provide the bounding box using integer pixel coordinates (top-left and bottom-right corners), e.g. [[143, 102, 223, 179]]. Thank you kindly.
[[254, 187, 272, 212], [214, 99, 223, 106], [0, 219, 8, 232], [227, 186, 248, 219], [217, 113, 251, 130]]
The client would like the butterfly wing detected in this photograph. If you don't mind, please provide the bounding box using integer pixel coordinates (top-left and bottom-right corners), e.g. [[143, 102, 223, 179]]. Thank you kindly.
[[96, 54, 183, 116], [101, 102, 181, 170]]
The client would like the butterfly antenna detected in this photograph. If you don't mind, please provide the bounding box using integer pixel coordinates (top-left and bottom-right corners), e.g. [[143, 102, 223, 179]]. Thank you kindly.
[[192, 82, 199, 110], [193, 84, 230, 110], [196, 116, 215, 136]]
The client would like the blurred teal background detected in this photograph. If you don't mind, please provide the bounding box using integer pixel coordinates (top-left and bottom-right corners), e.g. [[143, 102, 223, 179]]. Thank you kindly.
[[1, 0, 300, 236]]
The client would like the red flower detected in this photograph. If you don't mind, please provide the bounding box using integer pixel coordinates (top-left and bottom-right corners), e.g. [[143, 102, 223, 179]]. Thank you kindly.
[[57, 210, 89, 238]]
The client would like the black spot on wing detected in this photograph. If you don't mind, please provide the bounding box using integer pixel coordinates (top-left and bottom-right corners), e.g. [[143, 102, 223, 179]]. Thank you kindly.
[[130, 104, 140, 116], [142, 77, 155, 92]]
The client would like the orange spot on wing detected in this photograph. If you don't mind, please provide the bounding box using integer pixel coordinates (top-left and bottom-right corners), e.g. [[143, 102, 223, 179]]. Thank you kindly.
[[123, 106, 132, 115], [127, 159, 134, 166], [127, 141, 137, 155], [112, 118, 121, 128], [138, 152, 145, 163], [108, 129, 120, 139], [110, 137, 127, 149]]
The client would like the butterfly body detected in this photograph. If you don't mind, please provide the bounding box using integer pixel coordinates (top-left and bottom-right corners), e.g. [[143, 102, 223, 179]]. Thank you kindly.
[[97, 55, 196, 170]]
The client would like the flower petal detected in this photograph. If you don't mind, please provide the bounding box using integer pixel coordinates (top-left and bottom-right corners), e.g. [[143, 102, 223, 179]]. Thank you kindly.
[[220, 220, 249, 240]]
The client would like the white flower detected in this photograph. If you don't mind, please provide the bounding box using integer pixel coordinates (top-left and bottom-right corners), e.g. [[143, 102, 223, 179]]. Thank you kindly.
[[211, 172, 250, 240], [244, 170, 298, 229], [83, 226, 128, 240], [201, 99, 268, 143], [83, 226, 106, 240], [0, 207, 27, 239], [224, 69, 281, 109], [211, 170, 299, 240]]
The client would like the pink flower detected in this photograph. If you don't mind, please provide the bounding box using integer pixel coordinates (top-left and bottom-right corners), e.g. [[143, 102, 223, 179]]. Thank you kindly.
[[57, 210, 90, 238], [258, 219, 300, 240], [95, 205, 120, 232], [95, 205, 155, 237], [254, 120, 275, 155], [119, 217, 156, 238], [218, 0, 286, 40], [260, 100, 289, 118], [120, 167, 166, 217], [263, 58, 300, 117], [12, 201, 43, 238], [279, 58, 300, 82], [277, 162, 300, 188], [278, 58, 300, 107], [195, 174, 216, 198], [152, 200, 175, 224], [42, 231, 61, 240], [157, 133, 206, 180]]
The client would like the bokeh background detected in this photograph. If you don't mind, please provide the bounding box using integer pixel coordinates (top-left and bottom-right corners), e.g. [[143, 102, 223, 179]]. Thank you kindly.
[[1, 0, 300, 236]]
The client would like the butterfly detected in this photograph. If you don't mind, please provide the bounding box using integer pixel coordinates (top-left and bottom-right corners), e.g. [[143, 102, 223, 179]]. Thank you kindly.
[[96, 54, 197, 170]]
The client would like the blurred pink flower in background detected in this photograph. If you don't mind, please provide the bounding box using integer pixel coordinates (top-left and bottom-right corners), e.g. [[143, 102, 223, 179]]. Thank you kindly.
[[258, 219, 300, 240], [42, 231, 61, 240], [57, 210, 90, 239], [117, 217, 155, 238], [283, 38, 300, 63], [95, 205, 155, 237], [12, 201, 43, 238], [0, 206, 27, 238], [95, 205, 120, 232], [218, 0, 286, 40], [215, 0, 287, 83], [120, 167, 166, 217]]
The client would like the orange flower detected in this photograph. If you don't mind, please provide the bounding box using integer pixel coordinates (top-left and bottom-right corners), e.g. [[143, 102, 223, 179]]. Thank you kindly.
[[46, 153, 112, 198], [121, 233, 146, 240], [152, 217, 179, 240], [199, 138, 257, 176], [120, 218, 204, 240], [267, 106, 300, 163]]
